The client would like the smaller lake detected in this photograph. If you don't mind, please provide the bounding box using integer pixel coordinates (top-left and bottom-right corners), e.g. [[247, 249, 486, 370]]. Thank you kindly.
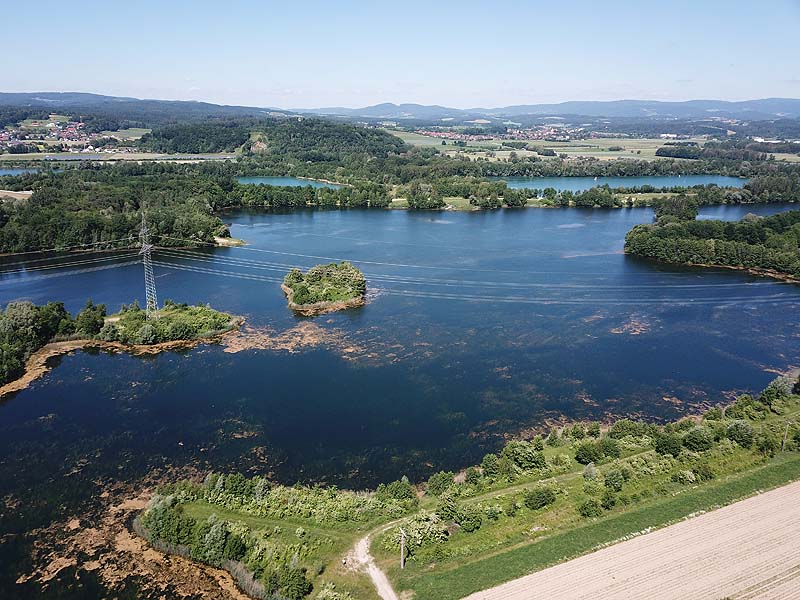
[[495, 175, 748, 192], [0, 168, 39, 176], [237, 176, 342, 189]]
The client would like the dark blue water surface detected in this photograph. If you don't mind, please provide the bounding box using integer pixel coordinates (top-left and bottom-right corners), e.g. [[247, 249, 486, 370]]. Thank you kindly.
[[237, 175, 342, 188], [0, 204, 798, 581], [495, 174, 747, 191]]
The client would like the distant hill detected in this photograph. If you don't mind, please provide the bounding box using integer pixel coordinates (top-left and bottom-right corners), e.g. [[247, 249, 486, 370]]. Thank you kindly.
[[305, 99, 800, 121], [1, 92, 799, 124]]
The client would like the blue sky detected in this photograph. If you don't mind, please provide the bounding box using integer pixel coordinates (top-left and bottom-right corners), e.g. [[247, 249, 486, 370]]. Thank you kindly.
[[4, 0, 799, 108]]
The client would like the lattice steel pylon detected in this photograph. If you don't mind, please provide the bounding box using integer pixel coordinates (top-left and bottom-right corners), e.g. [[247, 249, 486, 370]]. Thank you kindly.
[[139, 213, 159, 318]]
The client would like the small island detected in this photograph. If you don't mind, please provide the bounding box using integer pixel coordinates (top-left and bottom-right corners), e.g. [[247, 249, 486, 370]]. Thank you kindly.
[[282, 261, 366, 316], [0, 299, 240, 397]]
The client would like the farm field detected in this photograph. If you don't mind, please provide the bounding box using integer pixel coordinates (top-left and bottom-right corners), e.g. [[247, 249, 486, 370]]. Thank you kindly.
[[465, 477, 800, 600]]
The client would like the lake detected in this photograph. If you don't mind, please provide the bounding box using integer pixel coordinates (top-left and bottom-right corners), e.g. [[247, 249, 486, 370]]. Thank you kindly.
[[237, 175, 342, 188], [494, 175, 747, 192], [0, 203, 798, 594], [0, 167, 39, 176]]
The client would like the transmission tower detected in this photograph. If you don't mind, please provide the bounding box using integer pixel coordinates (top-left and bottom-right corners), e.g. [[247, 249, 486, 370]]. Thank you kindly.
[[139, 213, 159, 318]]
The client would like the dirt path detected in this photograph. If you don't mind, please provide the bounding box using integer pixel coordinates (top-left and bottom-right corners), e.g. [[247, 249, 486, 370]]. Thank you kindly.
[[465, 479, 800, 599], [348, 529, 399, 600]]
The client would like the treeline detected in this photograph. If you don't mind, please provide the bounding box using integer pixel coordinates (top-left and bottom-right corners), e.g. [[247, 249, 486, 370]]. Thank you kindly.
[[0, 300, 106, 385], [625, 209, 800, 278], [138, 120, 250, 153], [656, 139, 800, 162], [0, 167, 230, 253]]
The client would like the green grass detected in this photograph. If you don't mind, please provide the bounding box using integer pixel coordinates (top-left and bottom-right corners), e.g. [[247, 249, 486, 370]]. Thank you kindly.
[[182, 499, 381, 599], [393, 453, 800, 600], [100, 127, 151, 140]]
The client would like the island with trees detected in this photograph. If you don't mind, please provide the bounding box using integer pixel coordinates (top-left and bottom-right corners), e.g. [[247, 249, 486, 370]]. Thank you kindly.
[[625, 198, 800, 281], [0, 299, 240, 396], [282, 262, 367, 316], [136, 375, 800, 600]]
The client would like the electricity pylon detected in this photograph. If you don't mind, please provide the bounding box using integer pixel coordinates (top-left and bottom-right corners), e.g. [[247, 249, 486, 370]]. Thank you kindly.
[[139, 213, 158, 318]]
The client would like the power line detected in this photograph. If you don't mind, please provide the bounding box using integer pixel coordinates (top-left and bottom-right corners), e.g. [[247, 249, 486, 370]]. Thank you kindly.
[[139, 214, 158, 318]]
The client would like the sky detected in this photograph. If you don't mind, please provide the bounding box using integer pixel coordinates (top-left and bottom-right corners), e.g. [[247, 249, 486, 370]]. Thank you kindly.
[[3, 0, 800, 108]]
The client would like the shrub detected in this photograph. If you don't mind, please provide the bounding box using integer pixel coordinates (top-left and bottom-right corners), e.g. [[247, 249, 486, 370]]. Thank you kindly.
[[523, 486, 557, 511], [682, 427, 714, 452], [703, 406, 724, 420], [481, 453, 499, 477], [671, 470, 697, 485], [501, 440, 547, 471], [465, 467, 481, 486], [546, 428, 561, 447], [600, 490, 617, 510], [587, 423, 601, 438], [727, 420, 755, 448], [582, 462, 598, 480], [760, 376, 793, 409], [599, 437, 621, 458], [609, 419, 648, 439], [457, 504, 482, 533], [574, 441, 603, 465], [577, 498, 603, 518], [693, 462, 716, 482], [484, 504, 502, 521], [725, 394, 768, 421], [655, 433, 682, 457], [756, 431, 780, 456], [603, 469, 626, 492], [426, 471, 455, 496]]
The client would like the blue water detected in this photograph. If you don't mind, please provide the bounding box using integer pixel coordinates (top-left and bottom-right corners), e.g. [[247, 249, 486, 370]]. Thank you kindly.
[[237, 175, 342, 189], [0, 167, 38, 176], [0, 203, 798, 595], [495, 175, 747, 192]]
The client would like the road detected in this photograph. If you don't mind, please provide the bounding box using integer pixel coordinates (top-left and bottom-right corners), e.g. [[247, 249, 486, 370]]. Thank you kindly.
[[465, 480, 800, 600]]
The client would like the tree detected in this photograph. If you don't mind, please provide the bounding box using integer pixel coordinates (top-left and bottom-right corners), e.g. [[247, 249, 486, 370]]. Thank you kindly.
[[577, 498, 603, 518], [75, 299, 106, 336], [598, 437, 621, 458], [727, 420, 754, 448], [574, 440, 603, 465], [655, 433, 682, 457], [682, 427, 714, 452], [523, 486, 557, 511], [426, 471, 454, 496], [481, 453, 499, 477]]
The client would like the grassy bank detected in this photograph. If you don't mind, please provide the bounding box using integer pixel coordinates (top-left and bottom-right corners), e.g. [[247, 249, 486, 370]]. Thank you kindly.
[[391, 453, 800, 599]]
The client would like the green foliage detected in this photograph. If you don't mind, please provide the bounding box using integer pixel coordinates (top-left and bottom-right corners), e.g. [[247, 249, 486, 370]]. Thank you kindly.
[[480, 453, 499, 477], [464, 467, 482, 486], [625, 210, 800, 279], [376, 477, 415, 501], [523, 486, 557, 511], [725, 394, 769, 421], [577, 498, 603, 518], [655, 433, 683, 457], [426, 471, 455, 497], [456, 504, 483, 533], [727, 420, 755, 448], [598, 437, 621, 458], [114, 301, 233, 344], [573, 440, 603, 465], [603, 469, 626, 492], [139, 121, 249, 153], [500, 440, 547, 472], [283, 262, 366, 305], [682, 427, 715, 452], [75, 299, 106, 336]]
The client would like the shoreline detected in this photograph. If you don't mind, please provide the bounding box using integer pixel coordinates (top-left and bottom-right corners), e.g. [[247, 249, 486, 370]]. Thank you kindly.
[[0, 320, 243, 399], [626, 253, 800, 284], [281, 283, 366, 316]]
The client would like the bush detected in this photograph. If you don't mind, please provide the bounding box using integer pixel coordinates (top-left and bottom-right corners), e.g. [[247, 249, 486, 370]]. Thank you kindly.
[[603, 469, 626, 492], [574, 441, 603, 465], [725, 395, 768, 421], [600, 490, 617, 510], [608, 419, 649, 439], [682, 427, 714, 452], [587, 423, 601, 438], [523, 486, 557, 511], [465, 467, 481, 486], [703, 406, 724, 420], [727, 420, 755, 448], [457, 504, 483, 533], [577, 498, 603, 518], [481, 453, 499, 477], [693, 462, 716, 482], [426, 471, 455, 496], [583, 463, 598, 480], [655, 433, 682, 457], [599, 437, 621, 458], [756, 431, 780, 456]]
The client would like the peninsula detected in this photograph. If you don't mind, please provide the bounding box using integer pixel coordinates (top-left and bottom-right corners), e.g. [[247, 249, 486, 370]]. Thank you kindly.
[[0, 299, 240, 396]]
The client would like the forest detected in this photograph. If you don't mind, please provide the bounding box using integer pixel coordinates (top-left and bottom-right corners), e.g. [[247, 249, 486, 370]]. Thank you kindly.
[[0, 118, 798, 253], [625, 208, 800, 278]]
